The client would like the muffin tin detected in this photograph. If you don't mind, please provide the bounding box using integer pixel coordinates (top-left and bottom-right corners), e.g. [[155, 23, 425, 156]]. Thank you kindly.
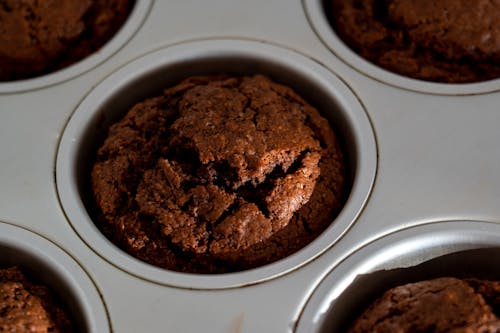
[[1, 0, 500, 331]]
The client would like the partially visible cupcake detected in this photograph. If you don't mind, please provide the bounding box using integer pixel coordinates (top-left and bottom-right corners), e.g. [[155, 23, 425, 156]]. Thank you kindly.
[[0, 0, 135, 81], [91, 74, 346, 274], [0, 266, 75, 333], [330, 0, 500, 83], [348, 277, 500, 333]]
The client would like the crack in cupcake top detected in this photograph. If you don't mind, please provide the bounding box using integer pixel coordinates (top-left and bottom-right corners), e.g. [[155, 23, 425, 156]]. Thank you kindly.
[[93, 75, 325, 256], [91, 74, 346, 273]]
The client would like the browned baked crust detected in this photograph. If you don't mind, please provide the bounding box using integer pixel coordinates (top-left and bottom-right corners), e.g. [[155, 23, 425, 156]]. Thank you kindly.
[[0, 0, 134, 81], [0, 266, 74, 333], [330, 0, 500, 83], [348, 277, 500, 333], [91, 75, 346, 273]]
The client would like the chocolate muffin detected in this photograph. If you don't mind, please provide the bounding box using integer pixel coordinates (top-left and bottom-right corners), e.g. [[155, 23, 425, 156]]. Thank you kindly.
[[348, 277, 500, 333], [91, 74, 346, 274], [0, 266, 75, 333], [0, 0, 135, 81], [329, 0, 500, 83]]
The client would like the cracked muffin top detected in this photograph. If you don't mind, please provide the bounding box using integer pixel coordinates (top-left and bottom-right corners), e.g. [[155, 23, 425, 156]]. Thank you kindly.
[[0, 266, 74, 333], [91, 74, 346, 273], [330, 0, 500, 83], [0, 0, 134, 81], [348, 277, 500, 333]]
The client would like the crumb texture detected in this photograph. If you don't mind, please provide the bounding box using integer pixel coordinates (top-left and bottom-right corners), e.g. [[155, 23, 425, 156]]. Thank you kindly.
[[0, 266, 74, 333], [91, 75, 346, 273], [330, 0, 500, 83], [0, 0, 134, 81], [348, 277, 500, 333]]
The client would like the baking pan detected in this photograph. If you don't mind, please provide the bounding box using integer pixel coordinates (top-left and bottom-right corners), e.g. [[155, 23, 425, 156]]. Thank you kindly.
[[0, 0, 499, 331]]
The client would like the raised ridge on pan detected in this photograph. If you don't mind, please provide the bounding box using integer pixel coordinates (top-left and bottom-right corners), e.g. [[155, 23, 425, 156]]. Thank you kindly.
[[295, 220, 500, 332], [0, 221, 110, 332], [303, 0, 500, 96], [0, 1, 152, 94], [55, 38, 377, 290]]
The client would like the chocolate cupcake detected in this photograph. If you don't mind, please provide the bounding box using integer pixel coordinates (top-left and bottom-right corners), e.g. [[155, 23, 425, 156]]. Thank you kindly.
[[0, 266, 75, 333], [348, 277, 500, 333], [91, 74, 346, 274], [329, 0, 500, 83], [0, 0, 134, 81]]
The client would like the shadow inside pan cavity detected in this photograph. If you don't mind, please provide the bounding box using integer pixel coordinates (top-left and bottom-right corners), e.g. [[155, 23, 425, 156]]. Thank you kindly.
[[303, 0, 500, 95], [0, 243, 88, 332], [324, 248, 500, 332], [76, 56, 357, 267], [0, 0, 152, 93], [57, 39, 377, 287]]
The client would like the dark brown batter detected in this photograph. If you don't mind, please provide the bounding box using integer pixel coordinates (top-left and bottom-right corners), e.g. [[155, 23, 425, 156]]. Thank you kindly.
[[348, 277, 500, 333], [0, 0, 135, 81], [329, 0, 500, 83], [0, 266, 74, 333], [91, 75, 346, 274]]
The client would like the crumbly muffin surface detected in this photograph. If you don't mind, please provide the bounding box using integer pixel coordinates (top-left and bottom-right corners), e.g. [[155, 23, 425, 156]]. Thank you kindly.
[[91, 75, 346, 273], [348, 277, 500, 333], [0, 267, 74, 333], [330, 0, 500, 83], [0, 0, 134, 81]]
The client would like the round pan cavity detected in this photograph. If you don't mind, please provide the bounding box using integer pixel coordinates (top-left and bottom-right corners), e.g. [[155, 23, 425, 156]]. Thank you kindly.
[[295, 220, 500, 332], [0, 1, 152, 94], [303, 0, 500, 95], [0, 221, 109, 333], [56, 38, 377, 289]]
